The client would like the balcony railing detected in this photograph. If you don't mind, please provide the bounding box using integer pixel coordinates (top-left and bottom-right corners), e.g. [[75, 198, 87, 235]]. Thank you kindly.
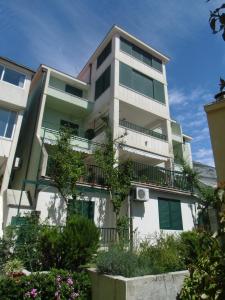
[[119, 119, 167, 141], [131, 161, 192, 192]]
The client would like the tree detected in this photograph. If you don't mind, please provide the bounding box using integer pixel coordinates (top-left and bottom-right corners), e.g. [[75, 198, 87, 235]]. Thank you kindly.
[[209, 1, 225, 41], [208, 1, 225, 91], [94, 118, 132, 227], [48, 128, 86, 205]]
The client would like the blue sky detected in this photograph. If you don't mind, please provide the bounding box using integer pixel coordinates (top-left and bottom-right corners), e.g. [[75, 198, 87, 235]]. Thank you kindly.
[[0, 0, 224, 166]]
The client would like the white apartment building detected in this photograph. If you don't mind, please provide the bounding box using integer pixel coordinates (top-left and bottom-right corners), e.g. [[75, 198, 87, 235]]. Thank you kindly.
[[2, 26, 197, 241], [0, 57, 34, 234]]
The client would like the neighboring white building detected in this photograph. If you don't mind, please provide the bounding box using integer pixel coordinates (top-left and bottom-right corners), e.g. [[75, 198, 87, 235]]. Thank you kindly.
[[0, 57, 34, 234], [2, 26, 196, 241]]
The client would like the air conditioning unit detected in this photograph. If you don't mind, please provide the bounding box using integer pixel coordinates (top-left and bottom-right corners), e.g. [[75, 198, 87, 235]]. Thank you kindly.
[[135, 187, 149, 201]]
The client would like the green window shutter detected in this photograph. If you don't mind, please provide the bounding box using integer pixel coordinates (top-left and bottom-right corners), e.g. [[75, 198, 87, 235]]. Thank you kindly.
[[172, 140, 184, 164], [95, 65, 111, 100], [132, 45, 143, 61], [68, 200, 94, 220], [120, 37, 162, 72], [120, 37, 132, 55], [143, 53, 152, 67], [158, 198, 183, 230], [170, 200, 183, 230], [152, 57, 162, 72], [119, 62, 132, 88], [97, 41, 112, 69], [153, 80, 165, 103], [158, 199, 171, 229], [132, 69, 153, 98]]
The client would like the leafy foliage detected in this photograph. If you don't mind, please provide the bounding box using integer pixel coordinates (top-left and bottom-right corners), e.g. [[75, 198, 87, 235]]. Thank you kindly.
[[178, 188, 225, 299], [49, 128, 86, 204], [94, 118, 132, 222], [0, 269, 91, 300], [209, 2, 225, 41], [2, 214, 99, 272], [3, 259, 24, 275]]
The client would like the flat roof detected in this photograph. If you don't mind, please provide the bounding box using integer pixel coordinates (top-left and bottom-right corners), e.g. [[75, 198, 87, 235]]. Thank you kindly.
[[0, 56, 35, 73]]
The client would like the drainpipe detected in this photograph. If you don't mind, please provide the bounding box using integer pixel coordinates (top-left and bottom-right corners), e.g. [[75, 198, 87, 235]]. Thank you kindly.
[[128, 189, 133, 251]]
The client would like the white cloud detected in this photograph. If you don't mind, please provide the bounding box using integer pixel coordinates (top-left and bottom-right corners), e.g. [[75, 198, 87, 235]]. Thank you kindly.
[[193, 147, 215, 167], [169, 87, 212, 106]]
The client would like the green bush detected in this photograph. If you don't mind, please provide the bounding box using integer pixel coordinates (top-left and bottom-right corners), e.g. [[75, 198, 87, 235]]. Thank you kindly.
[[178, 233, 225, 300], [38, 226, 62, 270], [97, 245, 146, 277], [0, 269, 91, 300], [139, 234, 185, 274], [179, 230, 203, 266], [3, 259, 23, 275], [38, 215, 99, 271], [97, 234, 187, 277], [60, 215, 99, 270]]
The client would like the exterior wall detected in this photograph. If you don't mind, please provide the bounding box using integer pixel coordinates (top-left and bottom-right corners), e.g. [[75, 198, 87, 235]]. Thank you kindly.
[[34, 187, 115, 228], [89, 268, 189, 300], [132, 189, 196, 241], [118, 127, 170, 157], [205, 97, 225, 183], [0, 58, 33, 234]]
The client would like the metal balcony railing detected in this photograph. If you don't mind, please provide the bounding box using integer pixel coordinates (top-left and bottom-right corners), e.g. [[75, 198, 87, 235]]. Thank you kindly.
[[119, 119, 167, 141], [131, 161, 192, 192]]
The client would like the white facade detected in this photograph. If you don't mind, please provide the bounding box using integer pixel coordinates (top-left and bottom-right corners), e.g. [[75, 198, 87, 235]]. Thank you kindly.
[[4, 26, 196, 239], [0, 57, 33, 234]]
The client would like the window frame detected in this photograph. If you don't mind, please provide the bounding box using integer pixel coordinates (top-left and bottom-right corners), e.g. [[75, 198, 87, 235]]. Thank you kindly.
[[158, 197, 183, 230], [97, 40, 112, 69], [119, 62, 165, 104], [95, 65, 111, 100], [0, 64, 26, 88], [0, 108, 17, 140], [120, 37, 163, 73]]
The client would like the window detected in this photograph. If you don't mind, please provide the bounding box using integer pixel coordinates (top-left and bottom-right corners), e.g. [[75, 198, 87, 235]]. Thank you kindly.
[[60, 120, 79, 136], [120, 37, 162, 72], [172, 140, 184, 164], [119, 62, 165, 103], [65, 84, 83, 98], [0, 108, 16, 139], [1, 66, 25, 87], [95, 65, 111, 100], [0, 65, 4, 78], [97, 41, 112, 69], [158, 198, 183, 230], [68, 199, 94, 220]]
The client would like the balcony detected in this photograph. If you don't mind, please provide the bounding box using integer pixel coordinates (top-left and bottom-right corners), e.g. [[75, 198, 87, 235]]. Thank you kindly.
[[41, 127, 99, 154], [119, 122, 169, 158], [131, 161, 192, 192], [119, 119, 167, 141], [83, 163, 191, 192], [47, 85, 93, 112]]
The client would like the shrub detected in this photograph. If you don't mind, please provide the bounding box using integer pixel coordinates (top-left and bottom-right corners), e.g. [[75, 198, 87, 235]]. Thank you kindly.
[[60, 215, 99, 270], [178, 233, 225, 300], [0, 269, 91, 300], [38, 226, 62, 270], [139, 234, 185, 274], [97, 245, 146, 277], [3, 259, 23, 275], [179, 230, 203, 266], [97, 234, 187, 278]]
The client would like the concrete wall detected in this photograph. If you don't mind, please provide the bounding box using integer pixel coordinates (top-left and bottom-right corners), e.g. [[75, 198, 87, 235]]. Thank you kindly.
[[205, 97, 225, 183], [89, 268, 188, 300], [132, 189, 196, 240]]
